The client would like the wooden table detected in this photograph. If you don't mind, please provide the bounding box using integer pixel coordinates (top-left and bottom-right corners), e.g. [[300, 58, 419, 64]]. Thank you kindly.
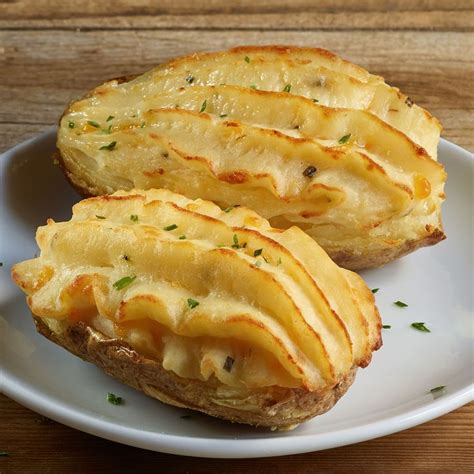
[[1, 1, 473, 472]]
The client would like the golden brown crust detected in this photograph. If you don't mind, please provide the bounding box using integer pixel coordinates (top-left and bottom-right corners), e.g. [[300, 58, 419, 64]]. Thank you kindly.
[[34, 316, 356, 429]]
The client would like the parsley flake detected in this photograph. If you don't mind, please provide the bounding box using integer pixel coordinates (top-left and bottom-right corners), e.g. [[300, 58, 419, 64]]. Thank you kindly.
[[253, 248, 263, 257], [179, 235, 186, 240], [283, 84, 292, 93], [372, 288, 379, 293], [394, 300, 408, 308], [104, 124, 113, 134], [244, 56, 250, 63], [107, 393, 123, 405], [199, 100, 207, 113], [249, 84, 257, 90], [338, 133, 351, 144], [163, 224, 178, 231], [112, 275, 136, 290], [130, 214, 138, 222], [223, 356, 235, 372], [87, 120, 100, 128], [106, 115, 114, 122], [312, 98, 319, 103], [187, 298, 199, 309], [99, 141, 117, 151], [411, 322, 431, 332]]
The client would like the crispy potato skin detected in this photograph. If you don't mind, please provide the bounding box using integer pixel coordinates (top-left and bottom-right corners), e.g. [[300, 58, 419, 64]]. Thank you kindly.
[[34, 316, 356, 429]]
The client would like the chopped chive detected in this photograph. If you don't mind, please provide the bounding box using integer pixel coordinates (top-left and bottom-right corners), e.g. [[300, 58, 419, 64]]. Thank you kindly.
[[338, 133, 351, 144], [382, 325, 391, 329], [232, 234, 240, 249], [283, 84, 292, 93], [187, 298, 199, 309], [312, 98, 319, 103], [223, 356, 235, 372], [199, 100, 207, 113], [253, 248, 263, 257], [112, 275, 136, 290], [394, 300, 408, 307], [244, 56, 250, 63], [106, 115, 114, 122], [224, 205, 234, 213], [179, 235, 186, 240], [219, 114, 228, 118], [411, 322, 431, 333], [107, 393, 123, 405], [372, 288, 379, 293], [430, 385, 446, 394], [95, 215, 106, 219], [130, 214, 138, 222], [87, 120, 100, 128], [104, 124, 113, 134], [99, 141, 117, 151], [68, 120, 75, 128], [163, 224, 178, 231], [140, 121, 146, 128]]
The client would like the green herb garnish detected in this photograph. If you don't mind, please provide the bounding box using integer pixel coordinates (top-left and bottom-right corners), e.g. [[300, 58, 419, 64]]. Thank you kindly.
[[411, 322, 431, 332], [249, 85, 257, 90], [199, 100, 207, 113], [95, 215, 106, 219], [430, 385, 446, 394], [104, 124, 113, 134], [232, 234, 240, 249], [163, 224, 178, 231], [244, 56, 250, 63], [276, 257, 282, 266], [107, 393, 123, 405], [122, 254, 130, 262], [140, 121, 146, 128], [112, 275, 136, 290], [312, 98, 319, 103], [220, 114, 228, 118], [253, 248, 263, 257], [106, 115, 114, 122], [99, 141, 117, 151], [223, 356, 235, 372], [187, 298, 199, 309], [283, 84, 292, 93], [338, 133, 351, 144], [130, 214, 138, 222], [382, 325, 391, 329], [185, 75, 194, 84], [224, 205, 234, 213], [87, 120, 100, 128], [178, 235, 186, 240], [394, 300, 408, 307], [372, 288, 379, 293], [68, 120, 75, 128]]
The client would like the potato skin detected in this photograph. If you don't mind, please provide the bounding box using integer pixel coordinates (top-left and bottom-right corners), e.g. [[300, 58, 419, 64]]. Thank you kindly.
[[34, 316, 356, 430]]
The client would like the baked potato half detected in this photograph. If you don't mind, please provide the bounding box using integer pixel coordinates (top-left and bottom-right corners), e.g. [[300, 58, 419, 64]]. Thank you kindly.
[[57, 45, 446, 269], [12, 189, 381, 429]]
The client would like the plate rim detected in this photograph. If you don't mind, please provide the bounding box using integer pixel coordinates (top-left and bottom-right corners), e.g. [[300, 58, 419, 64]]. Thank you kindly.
[[1, 131, 473, 458]]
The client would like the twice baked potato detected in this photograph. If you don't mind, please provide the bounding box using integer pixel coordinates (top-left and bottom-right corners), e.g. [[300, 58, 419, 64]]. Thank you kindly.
[[57, 45, 446, 269], [12, 189, 381, 429]]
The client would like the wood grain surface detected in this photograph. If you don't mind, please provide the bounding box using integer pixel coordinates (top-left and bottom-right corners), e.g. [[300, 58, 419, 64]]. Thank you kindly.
[[1, 1, 473, 472]]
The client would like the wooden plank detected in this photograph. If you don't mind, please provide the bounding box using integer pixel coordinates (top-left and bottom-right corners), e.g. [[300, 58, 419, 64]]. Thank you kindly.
[[1, 395, 473, 472], [0, 30, 472, 151], [0, 0, 473, 30]]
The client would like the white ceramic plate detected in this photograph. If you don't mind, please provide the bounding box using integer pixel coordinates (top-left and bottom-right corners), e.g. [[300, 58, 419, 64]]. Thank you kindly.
[[1, 130, 472, 458]]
